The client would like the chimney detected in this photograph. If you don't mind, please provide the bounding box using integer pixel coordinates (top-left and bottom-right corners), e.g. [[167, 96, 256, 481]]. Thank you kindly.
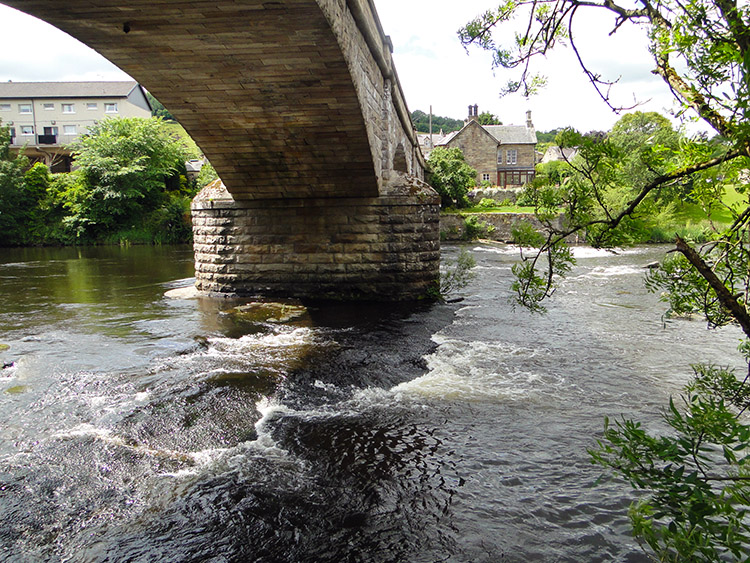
[[468, 104, 478, 122], [526, 110, 534, 129]]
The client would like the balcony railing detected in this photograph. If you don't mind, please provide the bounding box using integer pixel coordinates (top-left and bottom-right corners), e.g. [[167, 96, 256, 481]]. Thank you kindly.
[[37, 134, 57, 145]]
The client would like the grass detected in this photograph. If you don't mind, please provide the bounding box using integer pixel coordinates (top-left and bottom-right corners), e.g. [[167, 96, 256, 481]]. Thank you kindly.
[[444, 184, 749, 245], [162, 121, 202, 159]]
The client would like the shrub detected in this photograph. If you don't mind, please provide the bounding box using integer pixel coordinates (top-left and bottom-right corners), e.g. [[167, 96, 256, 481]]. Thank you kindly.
[[463, 215, 495, 240]]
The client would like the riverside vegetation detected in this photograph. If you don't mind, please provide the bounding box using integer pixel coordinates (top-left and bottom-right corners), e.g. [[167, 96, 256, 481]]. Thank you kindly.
[[428, 111, 740, 245], [0, 116, 217, 247], [461, 0, 750, 560]]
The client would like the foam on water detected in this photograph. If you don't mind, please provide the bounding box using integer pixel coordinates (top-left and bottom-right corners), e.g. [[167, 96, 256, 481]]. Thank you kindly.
[[571, 246, 644, 259], [578, 264, 646, 278], [391, 339, 564, 403], [53, 423, 221, 465]]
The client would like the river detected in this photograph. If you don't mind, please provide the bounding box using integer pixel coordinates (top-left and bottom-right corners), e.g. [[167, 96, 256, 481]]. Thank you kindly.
[[0, 243, 743, 562]]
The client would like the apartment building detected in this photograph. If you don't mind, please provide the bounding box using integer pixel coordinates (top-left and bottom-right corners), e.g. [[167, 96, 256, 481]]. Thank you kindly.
[[0, 81, 152, 172]]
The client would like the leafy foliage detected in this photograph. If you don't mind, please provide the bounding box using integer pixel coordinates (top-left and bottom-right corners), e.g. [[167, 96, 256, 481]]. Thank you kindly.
[[460, 0, 750, 557], [590, 365, 750, 561], [196, 160, 219, 188], [478, 111, 502, 125], [68, 117, 191, 241], [0, 117, 197, 247], [462, 215, 496, 240], [411, 110, 464, 134], [427, 248, 477, 302], [426, 147, 477, 208], [145, 91, 176, 122], [536, 129, 563, 143], [0, 120, 37, 246]]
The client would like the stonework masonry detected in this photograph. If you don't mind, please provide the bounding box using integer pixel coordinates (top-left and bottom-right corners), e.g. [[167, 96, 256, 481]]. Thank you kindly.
[[5, 0, 425, 200], [192, 178, 440, 300], [444, 122, 498, 184], [440, 213, 565, 242], [9, 0, 439, 300]]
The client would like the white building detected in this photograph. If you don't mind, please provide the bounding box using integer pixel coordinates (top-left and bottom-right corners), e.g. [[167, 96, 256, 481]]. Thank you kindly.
[[0, 81, 152, 172]]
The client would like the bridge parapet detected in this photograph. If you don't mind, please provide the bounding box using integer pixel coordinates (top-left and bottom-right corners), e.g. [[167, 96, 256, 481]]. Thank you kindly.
[[321, 0, 426, 188]]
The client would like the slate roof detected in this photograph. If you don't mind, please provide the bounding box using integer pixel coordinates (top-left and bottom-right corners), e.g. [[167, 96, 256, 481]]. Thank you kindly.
[[482, 125, 537, 144], [439, 130, 459, 144], [0, 81, 140, 99]]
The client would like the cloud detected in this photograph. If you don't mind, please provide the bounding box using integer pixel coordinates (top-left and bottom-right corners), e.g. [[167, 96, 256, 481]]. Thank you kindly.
[[0, 5, 130, 82], [0, 0, 703, 134]]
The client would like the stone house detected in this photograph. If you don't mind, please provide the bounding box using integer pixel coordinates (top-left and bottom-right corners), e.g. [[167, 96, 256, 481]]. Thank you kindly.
[[439, 106, 537, 188], [0, 81, 152, 172]]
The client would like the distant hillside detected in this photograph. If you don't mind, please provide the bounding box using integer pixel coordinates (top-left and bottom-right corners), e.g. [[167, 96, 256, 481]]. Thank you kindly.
[[536, 129, 561, 143], [411, 110, 464, 134]]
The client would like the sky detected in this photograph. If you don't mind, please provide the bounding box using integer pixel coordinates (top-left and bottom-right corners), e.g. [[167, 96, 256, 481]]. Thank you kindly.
[[0, 0, 691, 133]]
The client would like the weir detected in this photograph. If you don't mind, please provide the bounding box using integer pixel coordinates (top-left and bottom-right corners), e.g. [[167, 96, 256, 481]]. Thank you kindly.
[[3, 0, 440, 300]]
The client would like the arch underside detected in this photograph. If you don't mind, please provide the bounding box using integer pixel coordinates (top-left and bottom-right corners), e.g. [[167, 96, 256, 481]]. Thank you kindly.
[[4, 0, 379, 199]]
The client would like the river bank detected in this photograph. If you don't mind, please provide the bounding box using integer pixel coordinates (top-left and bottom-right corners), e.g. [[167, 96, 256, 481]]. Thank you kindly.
[[440, 212, 567, 242]]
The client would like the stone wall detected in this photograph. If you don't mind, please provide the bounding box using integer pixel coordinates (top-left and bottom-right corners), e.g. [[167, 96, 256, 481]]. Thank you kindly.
[[192, 178, 440, 300], [499, 143, 536, 169], [318, 0, 425, 187], [440, 213, 566, 242]]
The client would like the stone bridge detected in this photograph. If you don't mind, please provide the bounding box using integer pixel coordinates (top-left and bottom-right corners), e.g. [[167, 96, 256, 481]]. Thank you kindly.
[[4, 0, 439, 300]]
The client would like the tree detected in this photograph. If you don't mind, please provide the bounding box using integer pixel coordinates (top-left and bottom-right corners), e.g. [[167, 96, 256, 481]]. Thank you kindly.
[[536, 129, 563, 143], [411, 110, 464, 134], [426, 147, 477, 208], [460, 0, 750, 559], [0, 120, 35, 246], [478, 111, 503, 125], [145, 91, 176, 122], [67, 117, 190, 240]]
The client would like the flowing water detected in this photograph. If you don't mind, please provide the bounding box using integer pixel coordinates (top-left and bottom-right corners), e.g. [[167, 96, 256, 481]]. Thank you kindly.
[[0, 243, 744, 562]]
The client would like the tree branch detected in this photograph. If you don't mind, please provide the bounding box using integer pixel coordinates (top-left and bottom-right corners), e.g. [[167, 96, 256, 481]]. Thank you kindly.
[[674, 235, 750, 339]]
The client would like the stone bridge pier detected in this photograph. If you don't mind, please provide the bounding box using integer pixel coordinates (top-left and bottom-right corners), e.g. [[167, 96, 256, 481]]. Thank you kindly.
[[192, 176, 440, 300], [3, 0, 440, 299], [186, 0, 440, 300]]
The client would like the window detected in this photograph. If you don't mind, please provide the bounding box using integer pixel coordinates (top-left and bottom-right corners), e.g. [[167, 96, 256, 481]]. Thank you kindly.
[[86, 103, 98, 110], [43, 103, 55, 110], [20, 125, 34, 135], [18, 104, 32, 114], [0, 103, 11, 111], [62, 103, 75, 114], [104, 103, 118, 114], [63, 125, 77, 135], [482, 173, 491, 182], [506, 149, 517, 165]]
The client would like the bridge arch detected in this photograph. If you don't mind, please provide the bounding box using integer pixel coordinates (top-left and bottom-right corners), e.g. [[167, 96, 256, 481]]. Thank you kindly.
[[3, 0, 439, 300], [2, 0, 424, 199]]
